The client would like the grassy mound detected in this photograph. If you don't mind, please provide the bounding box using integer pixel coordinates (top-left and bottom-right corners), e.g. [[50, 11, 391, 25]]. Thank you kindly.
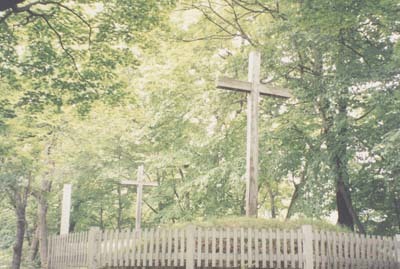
[[167, 216, 349, 233]]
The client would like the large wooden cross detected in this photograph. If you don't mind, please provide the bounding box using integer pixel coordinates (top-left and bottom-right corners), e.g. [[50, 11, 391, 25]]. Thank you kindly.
[[217, 51, 292, 217], [120, 165, 158, 231]]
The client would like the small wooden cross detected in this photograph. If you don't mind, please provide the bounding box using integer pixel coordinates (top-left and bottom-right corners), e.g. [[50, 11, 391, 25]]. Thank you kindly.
[[217, 51, 292, 217], [120, 165, 158, 231]]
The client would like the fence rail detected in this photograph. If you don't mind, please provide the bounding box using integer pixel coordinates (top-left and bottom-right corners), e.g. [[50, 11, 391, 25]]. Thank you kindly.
[[48, 225, 400, 269]]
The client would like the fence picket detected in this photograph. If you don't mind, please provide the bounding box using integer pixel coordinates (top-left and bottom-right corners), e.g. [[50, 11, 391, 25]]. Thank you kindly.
[[357, 234, 363, 267], [233, 228, 238, 268], [314, 228, 322, 268], [172, 228, 177, 266], [268, 228, 273, 268], [226, 228, 231, 267], [204, 228, 209, 267], [80, 232, 84, 265], [167, 228, 172, 266], [380, 235, 384, 269], [211, 227, 216, 267], [261, 229, 266, 268], [371, 235, 376, 267], [180, 228, 185, 267], [196, 227, 201, 267], [147, 229, 152, 266], [254, 229, 259, 268], [118, 229, 123, 267], [367, 235, 372, 268], [160, 228, 166, 267], [247, 228, 252, 267], [74, 232, 79, 265], [240, 228, 245, 267], [219, 228, 223, 267], [276, 228, 281, 268], [155, 228, 160, 267], [322, 230, 327, 269], [116, 229, 121, 267], [283, 229, 288, 268]]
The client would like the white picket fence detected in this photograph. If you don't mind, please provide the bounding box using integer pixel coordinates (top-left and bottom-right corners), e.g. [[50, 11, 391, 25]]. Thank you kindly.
[[48, 225, 400, 269]]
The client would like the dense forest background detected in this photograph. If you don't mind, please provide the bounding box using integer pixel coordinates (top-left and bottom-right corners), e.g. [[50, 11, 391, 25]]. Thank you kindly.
[[0, 0, 399, 268]]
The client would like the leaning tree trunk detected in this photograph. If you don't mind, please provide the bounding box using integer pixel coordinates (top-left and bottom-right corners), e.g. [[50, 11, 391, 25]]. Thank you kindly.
[[28, 227, 39, 268], [286, 163, 308, 219]]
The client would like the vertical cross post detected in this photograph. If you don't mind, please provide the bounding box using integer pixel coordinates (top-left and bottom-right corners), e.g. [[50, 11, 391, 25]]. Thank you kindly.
[[135, 165, 144, 231], [217, 51, 291, 217], [60, 184, 72, 235], [246, 51, 261, 217]]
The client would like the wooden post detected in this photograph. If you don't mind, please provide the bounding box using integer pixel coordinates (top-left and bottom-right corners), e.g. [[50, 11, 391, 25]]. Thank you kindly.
[[396, 234, 400, 265], [136, 165, 144, 231], [246, 51, 260, 217], [87, 227, 101, 269], [302, 225, 314, 269], [186, 225, 195, 269], [60, 184, 72, 235]]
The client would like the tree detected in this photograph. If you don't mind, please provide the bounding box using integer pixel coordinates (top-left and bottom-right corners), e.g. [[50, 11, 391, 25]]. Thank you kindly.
[[0, 1, 175, 267], [0, 119, 36, 269], [185, 0, 400, 232]]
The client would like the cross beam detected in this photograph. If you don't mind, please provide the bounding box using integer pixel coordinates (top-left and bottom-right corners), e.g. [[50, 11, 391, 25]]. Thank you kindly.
[[216, 51, 292, 217], [217, 77, 292, 98], [120, 165, 158, 231], [120, 180, 158, 187]]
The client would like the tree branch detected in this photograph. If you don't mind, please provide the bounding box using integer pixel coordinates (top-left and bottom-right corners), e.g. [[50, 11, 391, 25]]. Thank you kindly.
[[1, 1, 92, 47], [28, 10, 83, 78], [224, 0, 255, 46]]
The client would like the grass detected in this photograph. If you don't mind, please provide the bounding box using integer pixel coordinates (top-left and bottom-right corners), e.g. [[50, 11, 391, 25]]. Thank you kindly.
[[165, 216, 350, 233]]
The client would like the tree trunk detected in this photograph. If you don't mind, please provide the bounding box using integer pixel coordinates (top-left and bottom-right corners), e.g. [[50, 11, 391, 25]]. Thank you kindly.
[[329, 97, 365, 233], [38, 179, 51, 269], [11, 175, 31, 269], [28, 227, 39, 267], [269, 188, 276, 218], [99, 207, 104, 230], [286, 184, 300, 219], [286, 164, 308, 219], [11, 202, 27, 269], [336, 172, 354, 229], [264, 180, 277, 219]]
